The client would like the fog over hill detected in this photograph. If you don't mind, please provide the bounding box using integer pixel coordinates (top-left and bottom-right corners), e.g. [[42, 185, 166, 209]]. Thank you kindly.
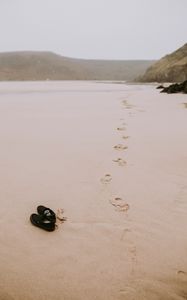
[[138, 43, 187, 82], [0, 51, 155, 81]]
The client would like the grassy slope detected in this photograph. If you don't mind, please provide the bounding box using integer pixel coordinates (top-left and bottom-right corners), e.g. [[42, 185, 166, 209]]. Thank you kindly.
[[138, 43, 187, 82]]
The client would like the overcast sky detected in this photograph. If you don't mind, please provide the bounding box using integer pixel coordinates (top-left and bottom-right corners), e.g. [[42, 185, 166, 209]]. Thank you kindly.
[[0, 0, 186, 60]]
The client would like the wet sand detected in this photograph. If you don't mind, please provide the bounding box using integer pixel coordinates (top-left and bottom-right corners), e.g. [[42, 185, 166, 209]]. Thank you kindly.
[[0, 81, 187, 299]]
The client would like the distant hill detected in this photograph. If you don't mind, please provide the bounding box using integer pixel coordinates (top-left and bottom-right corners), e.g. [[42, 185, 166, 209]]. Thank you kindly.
[[137, 43, 187, 82], [0, 51, 155, 81]]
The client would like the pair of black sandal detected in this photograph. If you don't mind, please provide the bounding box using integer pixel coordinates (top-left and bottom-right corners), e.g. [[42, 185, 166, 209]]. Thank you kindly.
[[30, 206, 56, 232]]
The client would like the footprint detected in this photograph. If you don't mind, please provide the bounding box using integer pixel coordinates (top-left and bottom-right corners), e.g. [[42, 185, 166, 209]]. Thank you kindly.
[[120, 228, 131, 241], [128, 244, 137, 264], [177, 270, 187, 275], [56, 208, 67, 223], [122, 135, 130, 140], [128, 112, 135, 117], [110, 197, 130, 212], [100, 174, 112, 184], [114, 144, 128, 150], [117, 127, 126, 131], [122, 100, 134, 109], [119, 286, 136, 296], [113, 158, 127, 166]]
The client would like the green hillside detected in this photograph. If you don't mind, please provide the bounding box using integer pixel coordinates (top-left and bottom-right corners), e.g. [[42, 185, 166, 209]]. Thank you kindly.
[[138, 43, 187, 82]]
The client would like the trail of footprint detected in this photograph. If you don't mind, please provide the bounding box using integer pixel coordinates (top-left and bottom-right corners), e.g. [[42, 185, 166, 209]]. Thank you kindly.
[[110, 197, 130, 212], [114, 144, 128, 151], [113, 158, 127, 166], [100, 174, 112, 184]]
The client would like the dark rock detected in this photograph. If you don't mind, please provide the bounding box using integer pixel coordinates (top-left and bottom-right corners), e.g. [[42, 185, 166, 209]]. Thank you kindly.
[[156, 85, 164, 89], [160, 80, 187, 94]]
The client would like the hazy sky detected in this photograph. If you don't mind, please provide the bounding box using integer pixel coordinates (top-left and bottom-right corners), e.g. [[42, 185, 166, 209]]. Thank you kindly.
[[0, 0, 186, 59]]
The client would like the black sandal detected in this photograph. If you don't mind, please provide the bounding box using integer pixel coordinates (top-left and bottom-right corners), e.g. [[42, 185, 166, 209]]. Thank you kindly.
[[30, 214, 56, 232], [37, 205, 56, 223]]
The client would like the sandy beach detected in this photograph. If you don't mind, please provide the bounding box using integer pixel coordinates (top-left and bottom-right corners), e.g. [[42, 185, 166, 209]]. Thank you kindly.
[[0, 81, 187, 300]]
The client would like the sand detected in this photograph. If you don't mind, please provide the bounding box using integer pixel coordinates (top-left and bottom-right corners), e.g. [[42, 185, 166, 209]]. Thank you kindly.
[[0, 81, 187, 300]]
